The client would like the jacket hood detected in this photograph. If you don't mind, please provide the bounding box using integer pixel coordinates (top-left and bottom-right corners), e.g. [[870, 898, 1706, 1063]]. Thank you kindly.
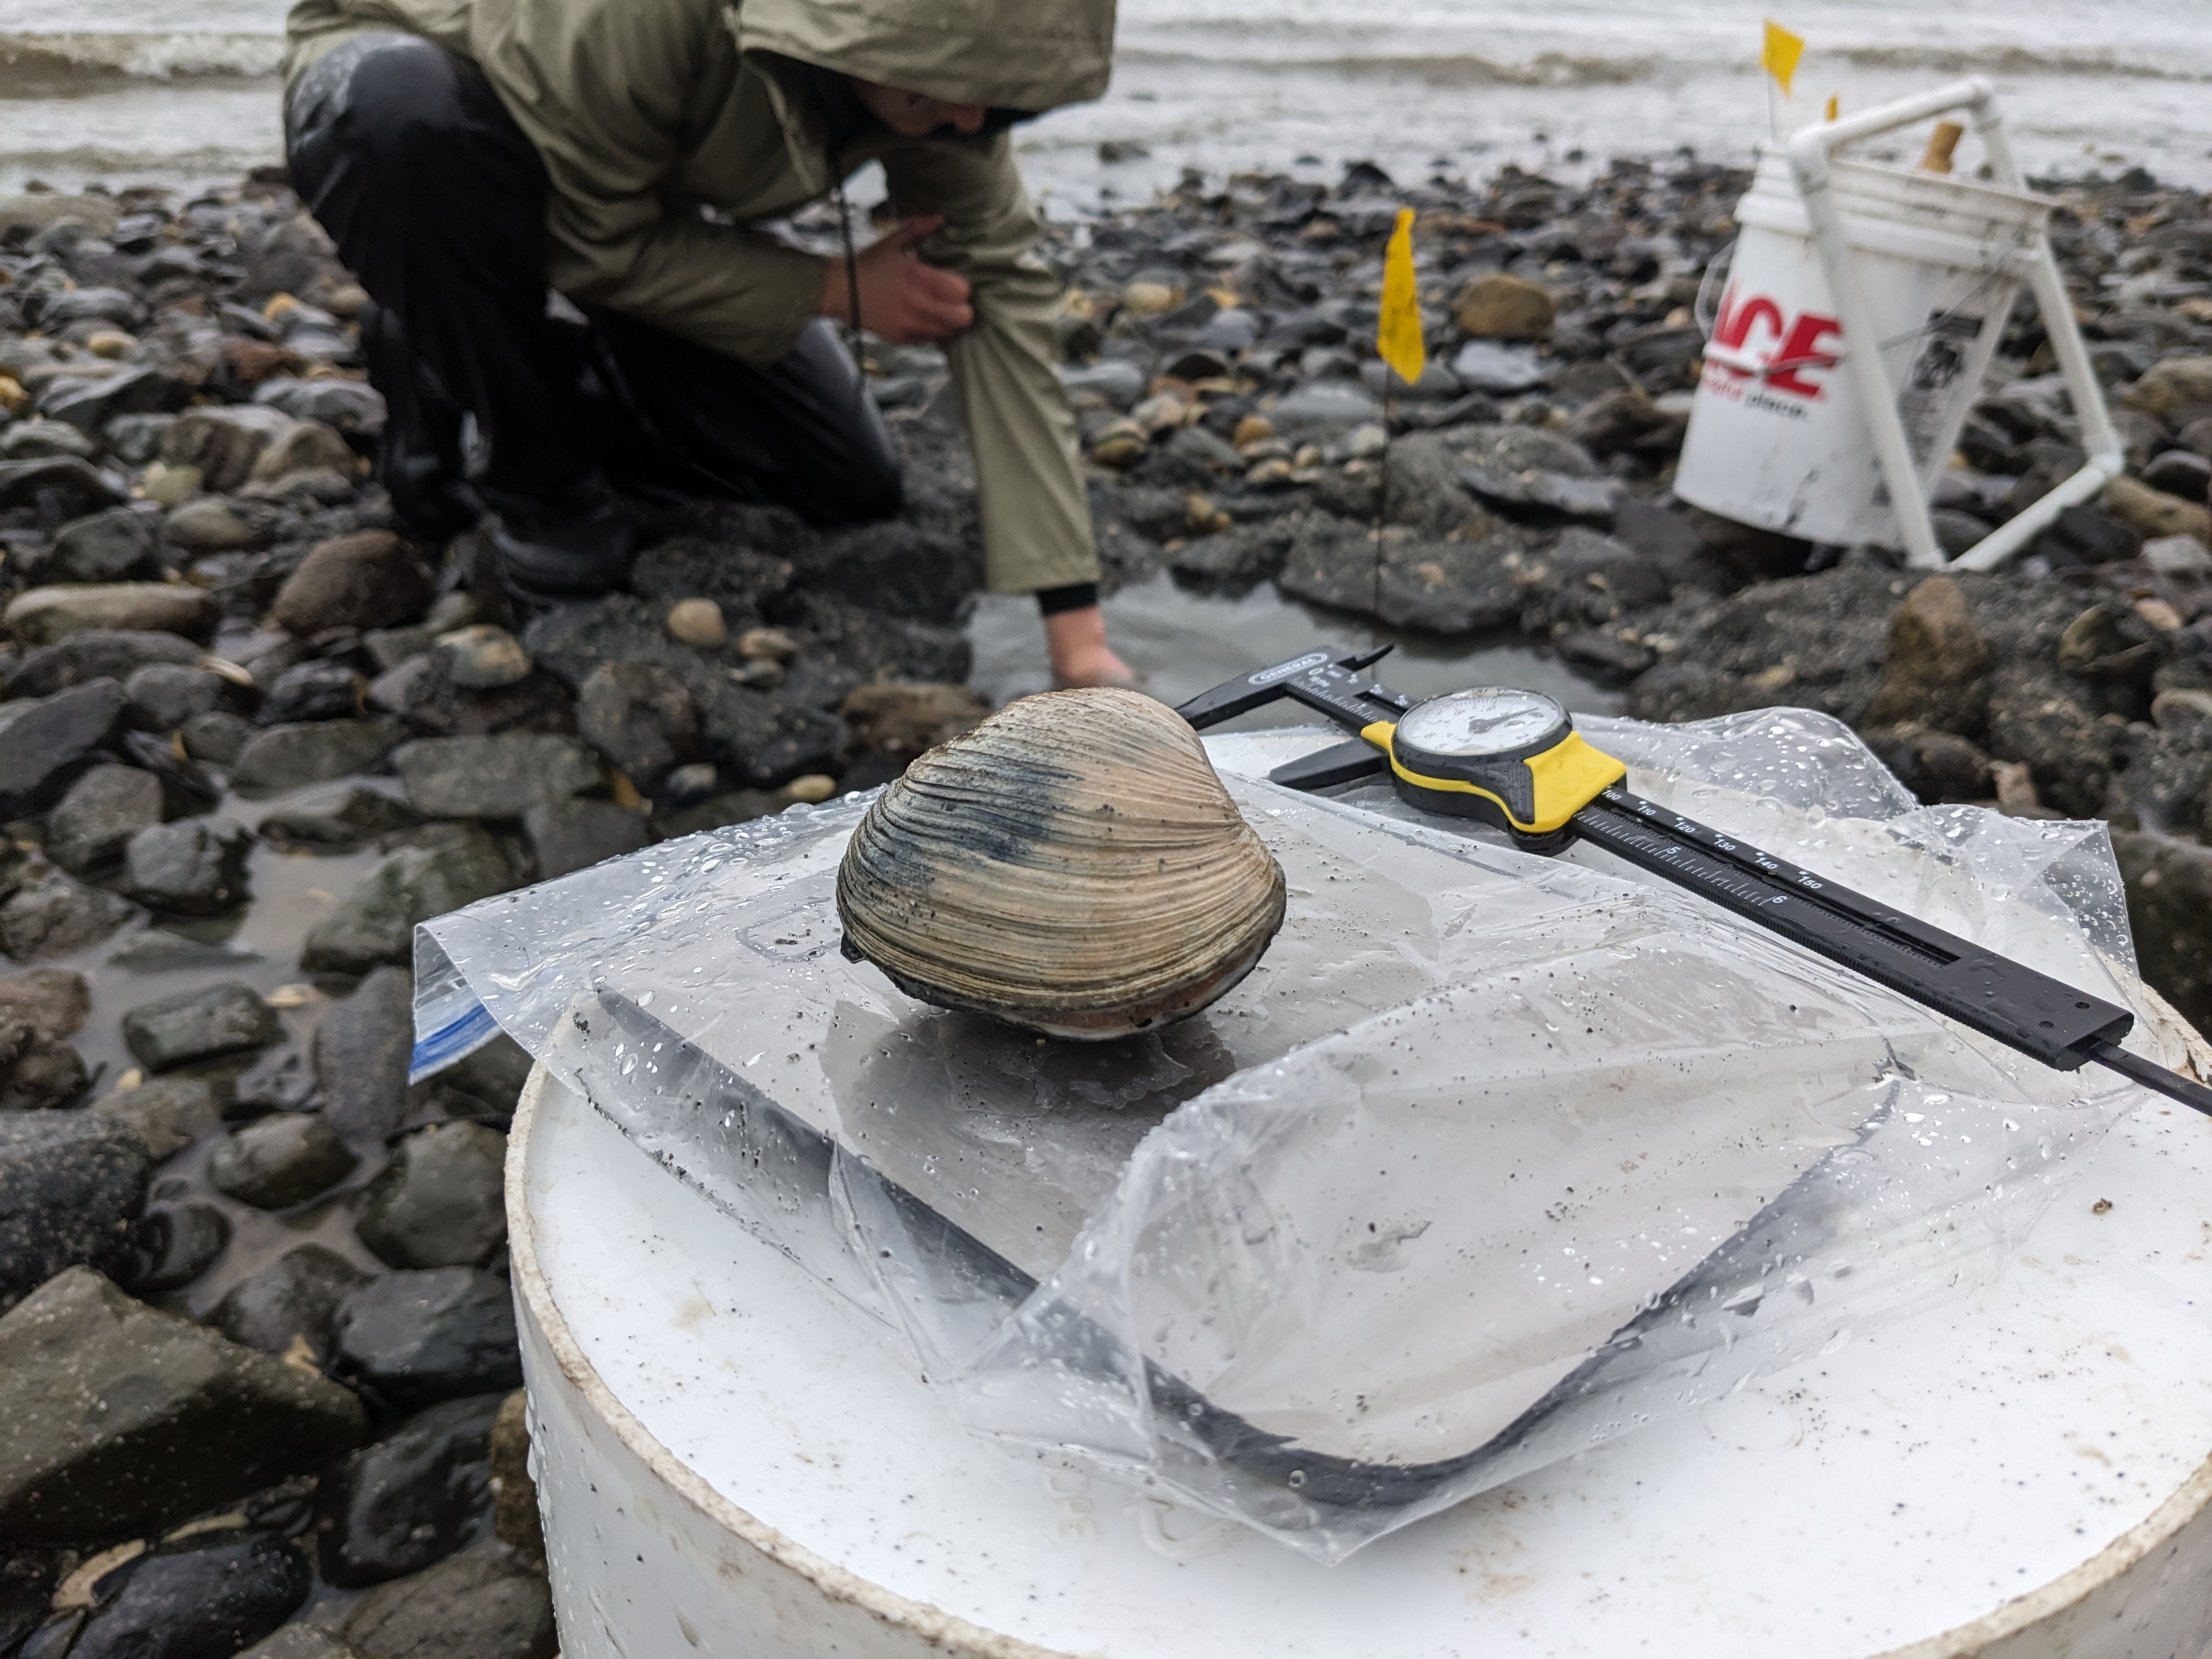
[[734, 0, 1115, 113]]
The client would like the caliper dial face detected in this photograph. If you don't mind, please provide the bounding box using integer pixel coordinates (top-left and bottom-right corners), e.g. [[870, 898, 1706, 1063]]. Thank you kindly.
[[1393, 687, 1569, 760]]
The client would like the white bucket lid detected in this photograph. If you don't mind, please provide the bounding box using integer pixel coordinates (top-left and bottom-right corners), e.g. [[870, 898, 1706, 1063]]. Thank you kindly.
[[1734, 149, 2051, 272]]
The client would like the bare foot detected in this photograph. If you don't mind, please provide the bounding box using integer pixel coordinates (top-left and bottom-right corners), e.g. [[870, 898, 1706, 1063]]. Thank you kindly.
[[1043, 604, 1140, 689]]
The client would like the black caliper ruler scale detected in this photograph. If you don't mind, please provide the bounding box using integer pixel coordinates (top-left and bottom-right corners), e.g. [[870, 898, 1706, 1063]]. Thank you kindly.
[[1177, 646, 2212, 1115]]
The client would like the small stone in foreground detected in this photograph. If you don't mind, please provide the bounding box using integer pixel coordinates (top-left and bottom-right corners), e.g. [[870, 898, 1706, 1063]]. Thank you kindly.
[[0, 1267, 366, 1542], [122, 980, 280, 1072], [342, 1548, 555, 1659], [489, 1390, 543, 1558], [357, 1122, 509, 1269], [272, 531, 433, 636], [232, 719, 403, 793], [335, 1268, 522, 1406], [0, 676, 126, 820], [0, 1114, 149, 1310], [45, 764, 165, 876], [300, 827, 514, 976], [521, 796, 650, 881], [392, 733, 601, 819], [0, 968, 89, 1039], [2, 583, 219, 647], [209, 1243, 371, 1362], [92, 1075, 221, 1161], [208, 1115, 360, 1210], [0, 865, 136, 961], [238, 1623, 363, 1658], [67, 1529, 310, 1659], [315, 966, 415, 1139], [314, 1392, 505, 1587], [125, 815, 254, 915]]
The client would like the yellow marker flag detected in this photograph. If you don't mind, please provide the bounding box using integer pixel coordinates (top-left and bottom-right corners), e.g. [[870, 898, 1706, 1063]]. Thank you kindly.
[[1762, 19, 1804, 98], [1376, 207, 1426, 388]]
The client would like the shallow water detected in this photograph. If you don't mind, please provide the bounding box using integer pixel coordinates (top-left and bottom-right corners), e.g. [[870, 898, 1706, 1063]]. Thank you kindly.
[[964, 572, 1621, 723], [1, 0, 2208, 199]]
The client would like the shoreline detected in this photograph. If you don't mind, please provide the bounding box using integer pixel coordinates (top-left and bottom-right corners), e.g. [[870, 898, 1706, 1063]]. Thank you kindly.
[[0, 143, 2209, 1649]]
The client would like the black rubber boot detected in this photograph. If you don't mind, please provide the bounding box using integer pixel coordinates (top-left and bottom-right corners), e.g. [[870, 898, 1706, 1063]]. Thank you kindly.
[[482, 473, 636, 602]]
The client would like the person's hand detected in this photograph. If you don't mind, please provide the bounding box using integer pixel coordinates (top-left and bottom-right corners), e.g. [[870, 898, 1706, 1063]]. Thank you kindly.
[[819, 215, 973, 344]]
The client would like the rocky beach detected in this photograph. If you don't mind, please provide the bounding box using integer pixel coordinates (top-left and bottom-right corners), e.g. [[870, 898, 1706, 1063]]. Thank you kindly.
[[1, 144, 2210, 1655]]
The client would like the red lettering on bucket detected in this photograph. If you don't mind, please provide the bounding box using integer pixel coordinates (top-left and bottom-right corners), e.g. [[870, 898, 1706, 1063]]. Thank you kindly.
[[1707, 285, 1843, 400]]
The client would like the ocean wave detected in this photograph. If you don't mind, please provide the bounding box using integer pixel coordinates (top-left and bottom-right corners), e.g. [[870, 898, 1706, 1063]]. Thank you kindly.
[[0, 31, 284, 94], [1115, 47, 1654, 88], [1836, 43, 2210, 81]]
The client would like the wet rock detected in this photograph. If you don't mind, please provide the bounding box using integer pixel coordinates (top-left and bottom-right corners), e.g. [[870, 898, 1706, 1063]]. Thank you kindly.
[[41, 506, 160, 583], [208, 1114, 359, 1209], [2141, 449, 2212, 501], [239, 1625, 362, 1658], [2125, 355, 2212, 424], [436, 625, 531, 689], [1864, 724, 1993, 805], [521, 797, 650, 881], [1626, 566, 1895, 725], [233, 1045, 320, 1116], [257, 375, 387, 435], [92, 1076, 220, 1161], [2111, 831, 2212, 1037], [300, 826, 514, 976], [838, 681, 989, 765], [69, 1528, 309, 1659], [160, 403, 291, 492], [125, 815, 254, 915], [340, 1548, 555, 1659], [4, 630, 200, 701], [357, 1122, 509, 1269], [1452, 272, 1556, 340], [3, 583, 219, 647], [0, 1266, 365, 1542], [0, 456, 127, 518], [122, 981, 280, 1073], [1986, 672, 2115, 819], [1449, 340, 1550, 394], [259, 785, 419, 848], [259, 658, 365, 726], [252, 417, 356, 482], [1601, 501, 1739, 599], [1266, 380, 1380, 442], [1170, 521, 1295, 590], [44, 763, 164, 876], [2104, 476, 2212, 547], [233, 718, 402, 792], [315, 967, 415, 1141], [272, 532, 433, 637], [575, 662, 698, 791], [1861, 575, 1991, 736], [334, 1268, 522, 1407], [163, 496, 259, 554], [0, 968, 88, 1039], [488, 1391, 541, 1558], [420, 1035, 531, 1127], [180, 710, 256, 766], [314, 1394, 504, 1587], [125, 1199, 230, 1293], [0, 1552, 59, 1653], [125, 662, 242, 733], [1278, 513, 1525, 635], [393, 733, 600, 819], [0, 1111, 147, 1309], [1450, 423, 1613, 519], [0, 1014, 87, 1111], [42, 365, 194, 435], [1378, 432, 1498, 540], [0, 677, 126, 819], [208, 1244, 370, 1362], [1, 418, 96, 461], [0, 865, 135, 961]]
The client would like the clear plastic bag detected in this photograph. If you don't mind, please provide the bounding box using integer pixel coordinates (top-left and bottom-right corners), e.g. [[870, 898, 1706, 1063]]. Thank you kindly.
[[415, 707, 2181, 1561]]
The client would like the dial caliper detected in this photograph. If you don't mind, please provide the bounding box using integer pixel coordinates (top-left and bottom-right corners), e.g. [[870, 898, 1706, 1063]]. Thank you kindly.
[[1177, 647, 2212, 1116]]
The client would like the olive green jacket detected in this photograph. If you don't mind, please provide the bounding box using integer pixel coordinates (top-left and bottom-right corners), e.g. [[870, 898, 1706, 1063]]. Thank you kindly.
[[284, 0, 1114, 593]]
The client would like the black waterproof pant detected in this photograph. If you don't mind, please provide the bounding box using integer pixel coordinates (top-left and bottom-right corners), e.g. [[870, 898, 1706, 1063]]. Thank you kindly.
[[284, 33, 902, 525]]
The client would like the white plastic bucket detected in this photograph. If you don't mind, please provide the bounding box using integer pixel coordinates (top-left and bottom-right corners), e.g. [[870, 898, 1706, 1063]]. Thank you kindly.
[[509, 729, 2212, 1659], [1673, 151, 2050, 548]]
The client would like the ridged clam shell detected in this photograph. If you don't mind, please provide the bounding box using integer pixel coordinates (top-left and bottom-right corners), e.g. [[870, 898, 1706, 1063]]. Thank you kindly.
[[836, 687, 1287, 1040]]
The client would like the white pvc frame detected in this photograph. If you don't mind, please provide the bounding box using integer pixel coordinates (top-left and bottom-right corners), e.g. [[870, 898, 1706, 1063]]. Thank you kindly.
[[1785, 77, 2123, 571]]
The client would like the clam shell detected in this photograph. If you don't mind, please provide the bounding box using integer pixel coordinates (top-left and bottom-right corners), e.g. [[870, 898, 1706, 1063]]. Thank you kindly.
[[836, 687, 1287, 1040]]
